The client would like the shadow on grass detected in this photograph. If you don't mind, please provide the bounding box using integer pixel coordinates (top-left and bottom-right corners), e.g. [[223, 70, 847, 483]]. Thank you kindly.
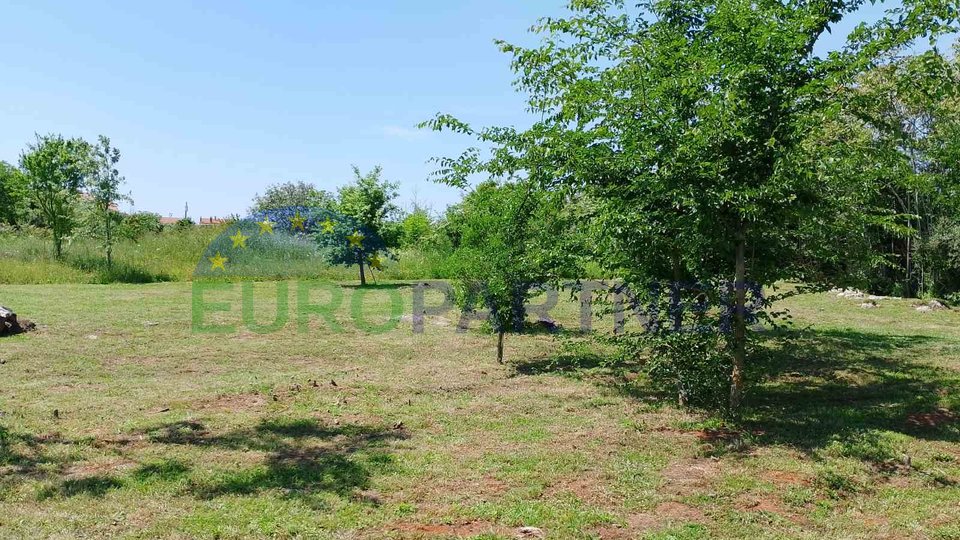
[[142, 417, 405, 499], [1, 417, 404, 502], [744, 329, 960, 453], [66, 255, 173, 284], [513, 328, 960, 456], [37, 476, 124, 500], [339, 283, 410, 291]]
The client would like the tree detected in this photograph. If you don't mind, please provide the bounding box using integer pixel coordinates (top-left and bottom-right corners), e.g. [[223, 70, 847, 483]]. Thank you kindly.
[[87, 136, 129, 269], [335, 166, 400, 285], [425, 0, 957, 412], [842, 50, 960, 297], [250, 181, 334, 213], [446, 180, 576, 362], [0, 161, 28, 226], [19, 134, 93, 258]]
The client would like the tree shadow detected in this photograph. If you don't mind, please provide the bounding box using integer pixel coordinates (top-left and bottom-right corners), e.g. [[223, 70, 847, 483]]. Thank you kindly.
[[339, 283, 410, 291], [36, 475, 124, 500], [744, 329, 960, 454], [512, 328, 960, 458], [140, 417, 406, 500], [1, 417, 405, 502]]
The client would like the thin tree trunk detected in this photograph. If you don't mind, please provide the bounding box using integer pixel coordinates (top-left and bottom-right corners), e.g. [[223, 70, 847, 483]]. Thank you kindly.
[[105, 208, 113, 270], [730, 231, 747, 413], [497, 330, 505, 364], [358, 256, 367, 286], [53, 230, 63, 260]]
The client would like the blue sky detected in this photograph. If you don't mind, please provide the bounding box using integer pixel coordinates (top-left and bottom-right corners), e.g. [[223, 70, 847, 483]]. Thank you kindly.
[[0, 1, 953, 220]]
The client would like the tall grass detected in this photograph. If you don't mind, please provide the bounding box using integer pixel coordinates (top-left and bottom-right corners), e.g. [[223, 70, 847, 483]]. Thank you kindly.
[[0, 228, 451, 284]]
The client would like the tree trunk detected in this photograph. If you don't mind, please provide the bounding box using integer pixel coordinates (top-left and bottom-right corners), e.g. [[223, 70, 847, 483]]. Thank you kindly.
[[53, 232, 63, 260], [358, 256, 367, 286], [105, 208, 113, 271], [729, 232, 747, 413], [497, 330, 505, 364]]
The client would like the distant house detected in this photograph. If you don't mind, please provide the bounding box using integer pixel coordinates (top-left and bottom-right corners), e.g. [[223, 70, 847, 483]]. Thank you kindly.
[[159, 216, 180, 226], [199, 217, 227, 226], [79, 192, 120, 212]]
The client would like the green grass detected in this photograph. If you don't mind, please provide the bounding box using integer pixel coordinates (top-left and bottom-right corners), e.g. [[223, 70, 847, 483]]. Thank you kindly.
[[0, 284, 958, 538], [0, 229, 450, 284]]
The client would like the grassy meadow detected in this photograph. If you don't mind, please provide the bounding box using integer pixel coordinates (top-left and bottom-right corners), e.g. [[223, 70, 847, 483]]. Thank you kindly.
[[0, 229, 448, 284], [0, 281, 958, 539]]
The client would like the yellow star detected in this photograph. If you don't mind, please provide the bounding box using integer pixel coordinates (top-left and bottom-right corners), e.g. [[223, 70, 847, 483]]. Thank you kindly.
[[258, 218, 275, 235], [347, 230, 365, 248], [368, 254, 384, 271], [321, 218, 336, 234], [209, 252, 228, 271], [290, 211, 306, 231], [229, 230, 249, 249]]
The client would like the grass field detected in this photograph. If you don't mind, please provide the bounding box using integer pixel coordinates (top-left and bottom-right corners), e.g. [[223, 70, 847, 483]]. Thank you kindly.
[[0, 230, 449, 284], [1, 282, 959, 539]]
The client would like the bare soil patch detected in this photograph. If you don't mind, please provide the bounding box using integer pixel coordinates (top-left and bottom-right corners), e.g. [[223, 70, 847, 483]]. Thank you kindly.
[[660, 458, 724, 495]]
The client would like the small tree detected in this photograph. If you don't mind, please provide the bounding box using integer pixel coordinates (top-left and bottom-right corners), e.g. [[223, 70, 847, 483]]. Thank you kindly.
[[446, 181, 572, 363], [88, 136, 129, 269], [19, 134, 93, 258], [335, 166, 400, 285], [251, 181, 334, 213]]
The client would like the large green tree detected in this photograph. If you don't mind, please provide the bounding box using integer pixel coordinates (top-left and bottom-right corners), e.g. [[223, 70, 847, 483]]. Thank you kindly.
[[426, 0, 957, 411], [250, 180, 335, 213], [19, 134, 94, 258]]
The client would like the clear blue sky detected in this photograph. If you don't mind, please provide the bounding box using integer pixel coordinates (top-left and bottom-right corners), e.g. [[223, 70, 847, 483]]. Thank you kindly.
[[0, 1, 952, 219]]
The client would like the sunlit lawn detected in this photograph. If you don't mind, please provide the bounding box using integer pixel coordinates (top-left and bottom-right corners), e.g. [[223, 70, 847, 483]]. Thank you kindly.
[[1, 282, 958, 539]]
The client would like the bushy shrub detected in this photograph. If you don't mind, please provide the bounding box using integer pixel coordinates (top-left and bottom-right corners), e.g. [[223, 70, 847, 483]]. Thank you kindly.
[[171, 218, 195, 231], [118, 212, 162, 240]]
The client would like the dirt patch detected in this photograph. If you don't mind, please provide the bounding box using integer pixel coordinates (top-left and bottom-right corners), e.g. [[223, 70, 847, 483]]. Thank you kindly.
[[660, 458, 724, 496], [656, 501, 706, 522], [906, 408, 956, 429], [593, 502, 707, 539], [766, 470, 809, 486], [63, 458, 137, 479], [390, 520, 506, 538], [735, 494, 788, 514], [543, 471, 611, 504]]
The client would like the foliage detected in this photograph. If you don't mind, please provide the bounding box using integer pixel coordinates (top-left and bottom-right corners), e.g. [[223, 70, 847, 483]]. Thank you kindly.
[[19, 134, 94, 259], [86, 135, 129, 269], [445, 181, 576, 362], [423, 0, 958, 410], [250, 180, 334, 213], [118, 212, 163, 240], [923, 217, 960, 301], [399, 205, 433, 247], [172, 217, 195, 231], [0, 161, 29, 226], [333, 166, 400, 285], [843, 51, 960, 297]]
